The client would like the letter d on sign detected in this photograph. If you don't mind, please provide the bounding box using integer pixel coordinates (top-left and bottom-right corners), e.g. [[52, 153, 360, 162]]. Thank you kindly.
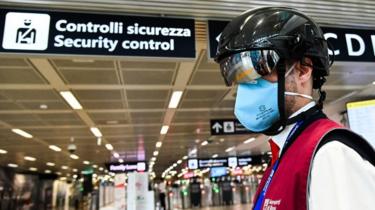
[[345, 34, 365, 56]]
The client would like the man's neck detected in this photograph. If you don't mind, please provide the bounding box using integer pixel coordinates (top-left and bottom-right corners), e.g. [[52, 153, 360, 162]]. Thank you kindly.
[[290, 99, 312, 117], [271, 101, 316, 155]]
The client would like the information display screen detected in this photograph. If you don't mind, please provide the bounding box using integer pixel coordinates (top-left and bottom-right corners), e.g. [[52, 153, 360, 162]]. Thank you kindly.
[[347, 99, 375, 147], [210, 167, 227, 177]]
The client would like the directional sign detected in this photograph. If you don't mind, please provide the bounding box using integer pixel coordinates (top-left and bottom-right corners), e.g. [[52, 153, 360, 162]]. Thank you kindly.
[[208, 20, 375, 62], [187, 155, 265, 169], [105, 162, 147, 173], [210, 119, 252, 136]]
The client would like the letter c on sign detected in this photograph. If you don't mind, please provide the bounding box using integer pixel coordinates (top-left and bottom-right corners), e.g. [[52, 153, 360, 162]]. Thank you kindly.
[[56, 19, 67, 32], [324, 33, 340, 56]]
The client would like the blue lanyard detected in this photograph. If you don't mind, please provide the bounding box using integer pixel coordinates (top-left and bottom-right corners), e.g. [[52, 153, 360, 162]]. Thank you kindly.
[[253, 121, 303, 210]]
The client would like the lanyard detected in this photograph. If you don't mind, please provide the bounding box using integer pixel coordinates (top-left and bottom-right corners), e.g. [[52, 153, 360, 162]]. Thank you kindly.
[[253, 121, 303, 210]]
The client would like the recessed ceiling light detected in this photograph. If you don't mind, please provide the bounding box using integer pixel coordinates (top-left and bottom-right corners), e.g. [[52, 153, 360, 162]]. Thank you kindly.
[[99, 167, 104, 171], [151, 157, 156, 162], [97, 137, 102, 146], [59, 91, 82, 110], [190, 148, 197, 155], [73, 168, 78, 172], [195, 139, 200, 143], [93, 164, 98, 168], [70, 154, 79, 160], [12, 129, 33, 138], [45, 170, 51, 174], [90, 127, 102, 137], [105, 144, 113, 151], [156, 141, 162, 148], [46, 162, 55, 167], [113, 152, 120, 158], [83, 160, 90, 165], [0, 149, 7, 154], [39, 104, 48, 109], [168, 91, 183, 108], [244, 137, 256, 144], [183, 156, 188, 160], [160, 125, 169, 135], [8, 163, 18, 168], [24, 156, 36, 161], [49, 145, 62, 152], [201, 141, 208, 146], [29, 167, 37, 171], [212, 154, 218, 158], [225, 147, 235, 152], [173, 163, 177, 167], [177, 160, 182, 164], [61, 165, 69, 170], [119, 159, 124, 163], [153, 151, 159, 156]]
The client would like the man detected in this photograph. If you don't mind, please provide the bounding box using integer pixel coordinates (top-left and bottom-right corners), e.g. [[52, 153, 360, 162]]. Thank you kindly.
[[214, 7, 375, 210], [158, 178, 166, 210]]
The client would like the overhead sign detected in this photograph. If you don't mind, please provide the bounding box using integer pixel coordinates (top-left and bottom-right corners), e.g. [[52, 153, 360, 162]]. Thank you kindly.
[[210, 119, 252, 135], [207, 20, 228, 59], [106, 162, 147, 173], [208, 20, 375, 62], [198, 158, 228, 168], [188, 155, 262, 169], [0, 9, 196, 58], [321, 27, 375, 62]]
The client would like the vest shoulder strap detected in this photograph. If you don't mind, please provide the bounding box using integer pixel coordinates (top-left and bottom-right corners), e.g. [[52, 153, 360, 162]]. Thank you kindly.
[[317, 128, 375, 166]]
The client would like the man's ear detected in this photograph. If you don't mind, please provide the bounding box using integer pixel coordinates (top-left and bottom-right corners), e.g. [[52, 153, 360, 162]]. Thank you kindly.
[[296, 57, 313, 83]]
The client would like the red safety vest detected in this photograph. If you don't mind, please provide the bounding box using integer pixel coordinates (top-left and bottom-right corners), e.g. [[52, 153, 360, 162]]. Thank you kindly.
[[253, 118, 342, 210]]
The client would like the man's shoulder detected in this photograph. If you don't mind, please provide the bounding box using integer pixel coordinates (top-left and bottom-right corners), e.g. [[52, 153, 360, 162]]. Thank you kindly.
[[315, 128, 375, 166]]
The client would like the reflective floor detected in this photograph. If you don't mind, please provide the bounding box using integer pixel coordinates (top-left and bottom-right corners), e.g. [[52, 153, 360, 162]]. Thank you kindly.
[[100, 204, 253, 210], [185, 204, 253, 210]]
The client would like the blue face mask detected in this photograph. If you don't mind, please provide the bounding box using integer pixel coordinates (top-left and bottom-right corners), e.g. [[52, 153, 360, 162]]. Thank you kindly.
[[234, 78, 280, 132]]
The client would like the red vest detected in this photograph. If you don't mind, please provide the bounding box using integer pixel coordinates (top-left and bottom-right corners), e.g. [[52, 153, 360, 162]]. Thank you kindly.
[[253, 118, 342, 210]]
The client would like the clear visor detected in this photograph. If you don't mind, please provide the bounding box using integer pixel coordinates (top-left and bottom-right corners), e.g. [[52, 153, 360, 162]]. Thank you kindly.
[[219, 50, 280, 86]]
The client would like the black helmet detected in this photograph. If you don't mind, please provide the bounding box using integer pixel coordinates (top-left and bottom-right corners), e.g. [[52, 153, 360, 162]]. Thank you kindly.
[[215, 7, 331, 89], [215, 7, 332, 135]]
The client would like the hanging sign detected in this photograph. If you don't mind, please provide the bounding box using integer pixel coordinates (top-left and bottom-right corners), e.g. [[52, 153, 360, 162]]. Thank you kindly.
[[106, 162, 147, 173], [210, 119, 252, 136], [208, 20, 375, 62], [0, 8, 196, 58]]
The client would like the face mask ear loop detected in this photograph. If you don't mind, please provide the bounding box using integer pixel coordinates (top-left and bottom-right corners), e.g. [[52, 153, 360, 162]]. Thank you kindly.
[[284, 92, 313, 100]]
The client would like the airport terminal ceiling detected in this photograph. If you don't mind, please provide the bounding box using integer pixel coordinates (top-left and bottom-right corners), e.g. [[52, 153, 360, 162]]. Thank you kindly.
[[0, 0, 375, 177]]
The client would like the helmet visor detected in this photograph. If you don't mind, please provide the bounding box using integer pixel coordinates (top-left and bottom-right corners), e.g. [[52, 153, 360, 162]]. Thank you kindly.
[[219, 50, 280, 86]]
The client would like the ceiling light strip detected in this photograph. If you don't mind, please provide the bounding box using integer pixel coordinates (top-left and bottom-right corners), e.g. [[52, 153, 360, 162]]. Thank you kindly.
[[168, 91, 183, 108], [60, 91, 82, 110], [11, 129, 33, 138]]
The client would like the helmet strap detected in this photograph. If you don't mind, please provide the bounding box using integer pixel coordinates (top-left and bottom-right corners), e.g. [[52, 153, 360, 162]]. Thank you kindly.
[[263, 59, 287, 136], [317, 88, 326, 109]]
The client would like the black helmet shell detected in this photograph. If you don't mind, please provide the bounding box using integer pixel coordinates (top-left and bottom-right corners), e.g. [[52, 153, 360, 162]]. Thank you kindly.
[[215, 7, 331, 88]]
